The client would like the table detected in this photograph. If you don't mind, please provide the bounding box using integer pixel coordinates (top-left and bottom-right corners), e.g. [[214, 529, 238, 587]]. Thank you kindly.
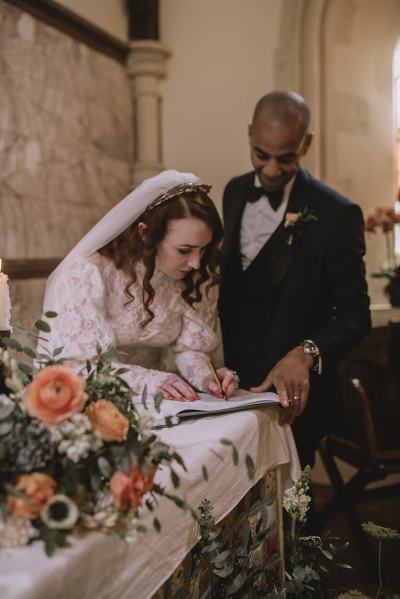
[[0, 406, 300, 599]]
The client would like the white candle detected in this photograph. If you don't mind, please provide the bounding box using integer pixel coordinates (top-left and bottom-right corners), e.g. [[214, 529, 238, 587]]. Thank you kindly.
[[0, 259, 12, 331]]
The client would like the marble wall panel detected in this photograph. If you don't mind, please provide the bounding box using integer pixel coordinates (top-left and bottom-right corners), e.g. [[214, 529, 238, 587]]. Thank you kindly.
[[0, 1, 133, 329]]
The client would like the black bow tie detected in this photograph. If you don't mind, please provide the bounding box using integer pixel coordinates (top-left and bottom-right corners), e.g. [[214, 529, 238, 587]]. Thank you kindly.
[[248, 186, 284, 211]]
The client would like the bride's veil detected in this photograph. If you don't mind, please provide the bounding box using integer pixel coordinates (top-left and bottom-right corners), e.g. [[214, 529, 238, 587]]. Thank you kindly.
[[43, 170, 201, 312]]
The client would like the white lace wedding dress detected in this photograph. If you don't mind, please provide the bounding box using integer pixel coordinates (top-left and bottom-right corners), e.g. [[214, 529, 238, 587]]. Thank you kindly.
[[45, 253, 219, 396]]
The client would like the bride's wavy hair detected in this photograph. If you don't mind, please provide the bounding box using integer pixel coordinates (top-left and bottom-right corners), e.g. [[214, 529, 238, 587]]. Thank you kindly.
[[98, 190, 223, 326]]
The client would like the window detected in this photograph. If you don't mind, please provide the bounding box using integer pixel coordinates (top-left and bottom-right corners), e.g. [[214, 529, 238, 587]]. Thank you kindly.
[[393, 42, 400, 256]]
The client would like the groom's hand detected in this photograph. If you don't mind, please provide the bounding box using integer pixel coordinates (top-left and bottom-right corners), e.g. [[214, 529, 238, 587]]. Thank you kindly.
[[250, 347, 312, 425]]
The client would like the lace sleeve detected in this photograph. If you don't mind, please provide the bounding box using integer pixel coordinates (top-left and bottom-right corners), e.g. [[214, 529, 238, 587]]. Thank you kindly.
[[174, 285, 220, 390], [45, 258, 168, 397]]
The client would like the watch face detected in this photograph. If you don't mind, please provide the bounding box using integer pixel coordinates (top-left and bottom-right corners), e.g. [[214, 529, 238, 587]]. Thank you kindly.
[[302, 341, 319, 356]]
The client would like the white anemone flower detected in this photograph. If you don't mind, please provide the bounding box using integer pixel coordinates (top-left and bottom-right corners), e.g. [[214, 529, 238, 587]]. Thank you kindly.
[[40, 495, 80, 530]]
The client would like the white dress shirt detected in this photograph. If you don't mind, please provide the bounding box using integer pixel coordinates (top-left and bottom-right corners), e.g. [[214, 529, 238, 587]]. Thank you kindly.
[[240, 175, 295, 270]]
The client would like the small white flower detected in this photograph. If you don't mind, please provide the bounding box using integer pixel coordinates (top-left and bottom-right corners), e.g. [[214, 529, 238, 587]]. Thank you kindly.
[[0, 515, 38, 548], [138, 411, 155, 435], [104, 513, 118, 528], [40, 495, 80, 530], [0, 393, 13, 407], [66, 446, 80, 462]]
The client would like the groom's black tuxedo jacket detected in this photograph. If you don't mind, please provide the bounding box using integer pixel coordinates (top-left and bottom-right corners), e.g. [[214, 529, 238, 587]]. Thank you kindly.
[[219, 168, 371, 463]]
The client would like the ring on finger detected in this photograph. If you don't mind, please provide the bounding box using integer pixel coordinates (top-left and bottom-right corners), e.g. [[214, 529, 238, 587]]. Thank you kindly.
[[230, 370, 240, 386], [293, 395, 300, 401]]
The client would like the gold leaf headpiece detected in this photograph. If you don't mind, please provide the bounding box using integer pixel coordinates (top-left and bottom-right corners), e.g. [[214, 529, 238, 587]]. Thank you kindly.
[[145, 183, 212, 213]]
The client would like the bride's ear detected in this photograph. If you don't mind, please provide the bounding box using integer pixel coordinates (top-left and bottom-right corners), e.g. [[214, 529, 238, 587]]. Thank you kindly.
[[138, 222, 148, 241]]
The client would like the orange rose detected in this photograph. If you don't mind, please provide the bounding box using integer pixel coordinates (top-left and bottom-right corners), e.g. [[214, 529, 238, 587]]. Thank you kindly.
[[23, 365, 86, 425], [110, 465, 157, 509], [86, 400, 129, 442], [8, 473, 56, 519], [285, 212, 300, 225]]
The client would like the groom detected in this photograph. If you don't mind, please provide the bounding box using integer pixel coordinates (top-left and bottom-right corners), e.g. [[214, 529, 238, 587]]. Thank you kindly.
[[219, 91, 371, 468]]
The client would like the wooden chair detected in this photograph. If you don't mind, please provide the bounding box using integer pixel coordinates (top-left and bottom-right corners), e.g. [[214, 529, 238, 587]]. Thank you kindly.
[[316, 372, 400, 577]]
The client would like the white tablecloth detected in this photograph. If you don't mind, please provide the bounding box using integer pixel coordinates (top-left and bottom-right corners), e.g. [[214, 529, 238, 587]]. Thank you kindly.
[[0, 406, 300, 599]]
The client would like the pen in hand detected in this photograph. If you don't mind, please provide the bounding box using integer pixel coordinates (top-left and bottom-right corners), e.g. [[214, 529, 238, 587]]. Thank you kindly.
[[208, 360, 228, 401]]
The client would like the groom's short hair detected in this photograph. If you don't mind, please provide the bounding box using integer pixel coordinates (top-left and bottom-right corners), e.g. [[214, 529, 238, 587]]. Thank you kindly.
[[252, 91, 311, 134]]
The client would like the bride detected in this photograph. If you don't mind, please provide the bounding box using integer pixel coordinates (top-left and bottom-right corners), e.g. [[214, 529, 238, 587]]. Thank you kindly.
[[43, 170, 238, 401]]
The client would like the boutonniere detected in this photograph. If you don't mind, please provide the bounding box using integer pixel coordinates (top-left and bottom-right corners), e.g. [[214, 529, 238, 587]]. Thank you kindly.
[[284, 206, 318, 245]]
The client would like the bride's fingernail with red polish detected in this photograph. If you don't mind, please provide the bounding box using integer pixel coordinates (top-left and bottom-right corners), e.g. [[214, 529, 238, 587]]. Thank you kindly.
[[189, 395, 197, 402], [214, 388, 222, 398]]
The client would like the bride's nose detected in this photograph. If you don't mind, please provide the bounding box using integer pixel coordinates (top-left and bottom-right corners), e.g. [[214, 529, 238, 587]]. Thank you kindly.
[[187, 252, 201, 270]]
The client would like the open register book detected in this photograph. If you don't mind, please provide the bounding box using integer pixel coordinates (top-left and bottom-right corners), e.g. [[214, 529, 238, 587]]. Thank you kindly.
[[152, 389, 280, 426]]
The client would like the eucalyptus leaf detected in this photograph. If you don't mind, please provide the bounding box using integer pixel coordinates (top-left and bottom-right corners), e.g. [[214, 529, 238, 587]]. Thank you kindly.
[[141, 385, 148, 409], [35, 320, 51, 333], [213, 549, 232, 564], [292, 565, 305, 581], [232, 445, 239, 466], [170, 469, 180, 489], [336, 562, 353, 569], [172, 452, 187, 471], [153, 517, 161, 533], [202, 465, 208, 481], [154, 393, 163, 413], [0, 403, 15, 420], [23, 346, 36, 359], [245, 454, 255, 480], [319, 564, 329, 574], [136, 524, 147, 533], [214, 562, 235, 578], [53, 347, 64, 357], [202, 541, 221, 553], [118, 455, 132, 476], [0, 421, 13, 435], [90, 471, 101, 491], [18, 362, 34, 374], [321, 549, 334, 560], [226, 571, 248, 594], [44, 311, 58, 318], [220, 437, 232, 446], [2, 338, 22, 351], [97, 456, 113, 479]]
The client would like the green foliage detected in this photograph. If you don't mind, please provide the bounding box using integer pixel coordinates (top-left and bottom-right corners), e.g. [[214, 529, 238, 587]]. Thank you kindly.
[[197, 465, 356, 599], [197, 497, 280, 598]]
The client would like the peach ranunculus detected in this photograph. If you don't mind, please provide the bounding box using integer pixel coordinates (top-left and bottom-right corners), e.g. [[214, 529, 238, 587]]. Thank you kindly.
[[86, 400, 129, 442], [23, 365, 86, 425], [8, 473, 56, 519], [110, 465, 157, 510]]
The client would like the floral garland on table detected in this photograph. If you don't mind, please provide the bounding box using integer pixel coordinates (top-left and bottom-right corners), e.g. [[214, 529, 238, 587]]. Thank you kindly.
[[0, 314, 187, 555]]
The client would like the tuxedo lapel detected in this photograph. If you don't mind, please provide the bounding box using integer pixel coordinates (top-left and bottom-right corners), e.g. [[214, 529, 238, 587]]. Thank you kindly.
[[222, 172, 254, 266], [243, 169, 313, 298]]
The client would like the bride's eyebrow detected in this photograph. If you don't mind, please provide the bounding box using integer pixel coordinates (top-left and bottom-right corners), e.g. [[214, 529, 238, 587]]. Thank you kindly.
[[178, 243, 209, 249]]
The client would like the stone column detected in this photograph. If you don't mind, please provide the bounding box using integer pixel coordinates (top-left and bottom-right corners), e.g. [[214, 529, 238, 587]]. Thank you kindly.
[[126, 40, 171, 186]]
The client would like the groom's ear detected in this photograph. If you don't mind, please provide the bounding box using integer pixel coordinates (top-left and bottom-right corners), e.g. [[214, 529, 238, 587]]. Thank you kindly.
[[138, 222, 148, 241]]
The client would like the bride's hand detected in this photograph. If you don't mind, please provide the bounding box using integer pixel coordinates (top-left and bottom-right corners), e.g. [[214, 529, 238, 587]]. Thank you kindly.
[[158, 374, 199, 402], [203, 367, 239, 399]]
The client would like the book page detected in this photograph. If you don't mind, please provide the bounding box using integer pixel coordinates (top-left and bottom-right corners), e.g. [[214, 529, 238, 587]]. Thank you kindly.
[[156, 389, 279, 419]]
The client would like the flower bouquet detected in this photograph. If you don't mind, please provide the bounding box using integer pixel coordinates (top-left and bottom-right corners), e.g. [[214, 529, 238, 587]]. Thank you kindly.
[[0, 314, 186, 555]]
